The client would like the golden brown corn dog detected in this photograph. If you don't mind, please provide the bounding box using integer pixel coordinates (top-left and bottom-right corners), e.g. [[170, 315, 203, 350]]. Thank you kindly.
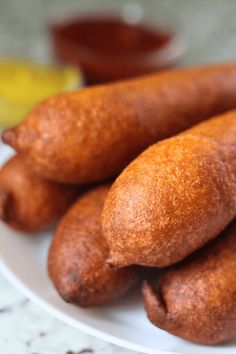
[[102, 111, 236, 267], [0, 155, 79, 232], [3, 63, 236, 184], [142, 221, 236, 345], [48, 184, 139, 307]]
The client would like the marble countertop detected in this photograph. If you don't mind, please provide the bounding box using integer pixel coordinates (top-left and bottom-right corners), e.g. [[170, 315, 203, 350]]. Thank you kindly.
[[0, 274, 137, 354], [1, 0, 236, 353]]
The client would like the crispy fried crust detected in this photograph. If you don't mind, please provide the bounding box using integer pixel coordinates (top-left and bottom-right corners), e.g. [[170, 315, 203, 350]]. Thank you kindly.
[[3, 63, 236, 183], [48, 184, 139, 307], [142, 222, 236, 345], [0, 155, 78, 232], [102, 111, 236, 267]]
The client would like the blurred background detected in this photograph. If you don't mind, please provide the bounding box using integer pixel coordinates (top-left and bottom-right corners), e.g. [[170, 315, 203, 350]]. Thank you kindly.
[[1, 0, 236, 127], [2, 0, 236, 65]]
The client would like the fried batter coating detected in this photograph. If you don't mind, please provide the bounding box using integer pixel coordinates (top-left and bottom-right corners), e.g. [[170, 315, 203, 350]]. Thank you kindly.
[[48, 184, 139, 307], [103, 111, 236, 267], [142, 222, 236, 345], [0, 155, 78, 232], [4, 63, 236, 183]]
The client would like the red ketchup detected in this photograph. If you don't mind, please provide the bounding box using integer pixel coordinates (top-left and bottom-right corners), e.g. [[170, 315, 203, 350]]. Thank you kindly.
[[50, 15, 181, 84]]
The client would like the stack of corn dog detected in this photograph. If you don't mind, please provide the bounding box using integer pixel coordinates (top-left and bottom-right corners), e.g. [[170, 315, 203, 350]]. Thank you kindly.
[[1, 62, 236, 345]]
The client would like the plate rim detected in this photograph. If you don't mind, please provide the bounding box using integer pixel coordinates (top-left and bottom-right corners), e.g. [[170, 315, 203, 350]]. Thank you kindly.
[[0, 257, 182, 354], [0, 146, 182, 354]]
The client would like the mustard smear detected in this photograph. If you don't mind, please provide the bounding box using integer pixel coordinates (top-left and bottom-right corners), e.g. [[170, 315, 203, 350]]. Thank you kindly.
[[0, 59, 82, 127]]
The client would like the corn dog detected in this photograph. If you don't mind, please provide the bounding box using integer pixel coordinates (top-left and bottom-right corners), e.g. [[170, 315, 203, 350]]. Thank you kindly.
[[102, 111, 236, 267], [3, 63, 236, 184], [0, 155, 79, 232], [48, 184, 139, 307], [142, 221, 236, 345]]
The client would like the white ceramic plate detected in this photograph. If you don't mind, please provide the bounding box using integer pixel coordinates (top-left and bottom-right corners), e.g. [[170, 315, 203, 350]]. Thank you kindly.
[[0, 144, 236, 354]]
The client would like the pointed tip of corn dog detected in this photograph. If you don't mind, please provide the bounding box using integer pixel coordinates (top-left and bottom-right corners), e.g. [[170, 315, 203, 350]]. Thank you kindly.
[[2, 128, 17, 148], [105, 252, 131, 269]]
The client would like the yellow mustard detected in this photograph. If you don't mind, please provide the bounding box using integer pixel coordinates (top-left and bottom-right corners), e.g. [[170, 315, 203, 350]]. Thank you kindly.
[[0, 59, 82, 127]]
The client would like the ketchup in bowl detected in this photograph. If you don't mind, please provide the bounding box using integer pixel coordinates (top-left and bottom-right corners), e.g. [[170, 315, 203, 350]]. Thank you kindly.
[[51, 15, 182, 84]]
